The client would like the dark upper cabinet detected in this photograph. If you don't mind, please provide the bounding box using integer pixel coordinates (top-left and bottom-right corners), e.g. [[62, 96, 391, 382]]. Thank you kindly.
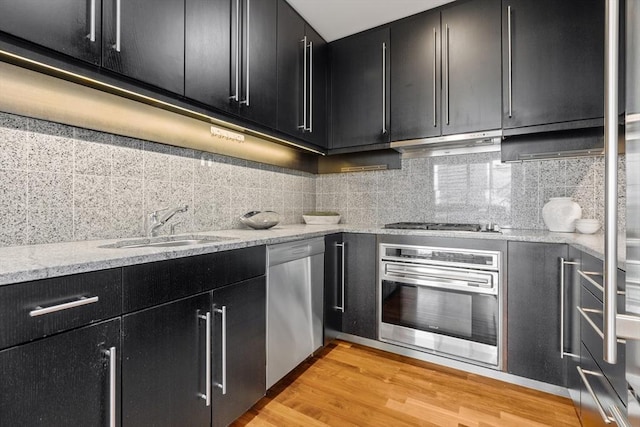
[[390, 10, 441, 141], [212, 276, 266, 427], [330, 27, 390, 150], [102, 0, 185, 94], [122, 293, 211, 427], [440, 0, 502, 136], [0, 0, 102, 65], [502, 0, 604, 131], [276, 0, 327, 148], [507, 242, 567, 386], [185, 0, 232, 112], [0, 319, 121, 427]]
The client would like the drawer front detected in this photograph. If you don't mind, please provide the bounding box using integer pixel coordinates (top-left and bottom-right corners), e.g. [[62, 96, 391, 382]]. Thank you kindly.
[[579, 254, 625, 300], [0, 268, 122, 349], [580, 285, 627, 401], [579, 343, 627, 427], [208, 245, 266, 290]]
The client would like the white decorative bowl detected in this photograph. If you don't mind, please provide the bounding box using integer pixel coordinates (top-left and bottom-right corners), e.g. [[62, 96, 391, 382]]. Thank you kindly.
[[302, 213, 341, 225], [575, 219, 601, 234], [239, 211, 280, 229], [541, 197, 582, 232]]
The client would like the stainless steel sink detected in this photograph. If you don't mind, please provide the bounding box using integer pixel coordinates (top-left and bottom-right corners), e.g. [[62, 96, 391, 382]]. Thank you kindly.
[[100, 235, 237, 249]]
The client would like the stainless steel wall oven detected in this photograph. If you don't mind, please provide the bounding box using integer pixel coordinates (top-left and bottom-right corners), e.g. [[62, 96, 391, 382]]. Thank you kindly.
[[379, 239, 503, 369]]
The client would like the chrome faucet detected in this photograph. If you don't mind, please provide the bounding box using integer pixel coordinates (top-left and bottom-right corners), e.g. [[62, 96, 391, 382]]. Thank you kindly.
[[147, 205, 189, 237]]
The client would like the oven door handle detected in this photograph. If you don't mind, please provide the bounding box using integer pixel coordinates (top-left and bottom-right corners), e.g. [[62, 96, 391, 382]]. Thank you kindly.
[[384, 264, 496, 294]]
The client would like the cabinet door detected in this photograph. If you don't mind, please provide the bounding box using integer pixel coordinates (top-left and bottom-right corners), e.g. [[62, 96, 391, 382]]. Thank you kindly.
[[103, 0, 185, 94], [343, 233, 378, 340], [212, 276, 266, 427], [502, 0, 604, 129], [507, 242, 567, 385], [306, 25, 328, 148], [565, 246, 582, 407], [391, 11, 441, 141], [185, 0, 232, 111], [441, 0, 502, 135], [0, 0, 102, 65], [235, 0, 277, 128], [0, 319, 120, 426], [330, 27, 390, 149], [324, 233, 344, 342], [122, 294, 211, 427]]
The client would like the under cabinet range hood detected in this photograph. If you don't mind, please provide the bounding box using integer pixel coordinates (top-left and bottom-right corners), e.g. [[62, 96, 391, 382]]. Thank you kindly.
[[390, 130, 502, 156]]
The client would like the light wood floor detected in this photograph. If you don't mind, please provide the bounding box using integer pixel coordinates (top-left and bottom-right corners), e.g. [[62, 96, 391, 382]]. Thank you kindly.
[[232, 340, 581, 427]]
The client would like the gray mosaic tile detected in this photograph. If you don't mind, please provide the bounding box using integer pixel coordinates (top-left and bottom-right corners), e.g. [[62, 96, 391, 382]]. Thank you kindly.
[[194, 152, 217, 184], [344, 208, 376, 225], [170, 146, 195, 183], [0, 128, 29, 170], [212, 161, 232, 187], [74, 208, 114, 241], [28, 172, 73, 211], [74, 139, 111, 176], [0, 203, 27, 246], [0, 111, 30, 130], [27, 207, 73, 245], [566, 157, 595, 188], [112, 136, 143, 179], [143, 142, 172, 182], [74, 174, 110, 211], [28, 118, 74, 138], [193, 184, 216, 231], [27, 134, 74, 174], [73, 127, 112, 144], [0, 169, 27, 209]]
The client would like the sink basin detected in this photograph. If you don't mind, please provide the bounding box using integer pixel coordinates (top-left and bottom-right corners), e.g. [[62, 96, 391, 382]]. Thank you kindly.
[[100, 235, 237, 249]]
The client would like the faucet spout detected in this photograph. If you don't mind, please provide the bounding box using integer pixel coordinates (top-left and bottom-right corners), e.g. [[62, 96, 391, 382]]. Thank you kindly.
[[147, 205, 189, 237]]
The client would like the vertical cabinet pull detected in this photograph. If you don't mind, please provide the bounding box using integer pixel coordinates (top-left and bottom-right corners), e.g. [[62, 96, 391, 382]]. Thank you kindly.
[[308, 40, 313, 133], [603, 0, 620, 365], [241, 0, 251, 106], [507, 5, 513, 118], [334, 242, 345, 312], [113, 0, 121, 52], [299, 36, 308, 131], [444, 24, 450, 125], [214, 306, 227, 395], [560, 258, 579, 359], [87, 0, 96, 42], [230, 0, 240, 101], [104, 346, 117, 427], [433, 27, 437, 127], [198, 311, 212, 406], [382, 42, 387, 134]]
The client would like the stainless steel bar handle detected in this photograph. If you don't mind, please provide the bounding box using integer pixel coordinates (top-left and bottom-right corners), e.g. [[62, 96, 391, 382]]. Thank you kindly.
[[298, 36, 308, 131], [382, 42, 387, 134], [507, 5, 513, 118], [230, 0, 240, 101], [241, 0, 250, 106], [308, 41, 313, 133], [578, 306, 605, 339], [577, 367, 615, 424], [579, 270, 605, 293], [29, 296, 99, 317], [106, 346, 117, 427], [603, 0, 619, 365], [560, 258, 580, 359], [88, 0, 96, 42], [214, 306, 227, 395], [433, 27, 437, 127], [445, 24, 450, 125], [198, 312, 212, 406], [610, 404, 632, 427], [334, 242, 345, 312], [114, 0, 121, 52]]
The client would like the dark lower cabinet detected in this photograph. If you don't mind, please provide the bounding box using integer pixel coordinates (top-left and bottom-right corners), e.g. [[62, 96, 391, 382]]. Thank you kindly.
[[324, 233, 377, 340], [565, 246, 582, 406], [102, 0, 185, 94], [212, 276, 266, 427], [122, 293, 211, 427], [0, 0, 102, 65], [507, 242, 567, 385], [330, 27, 390, 150], [0, 319, 121, 427]]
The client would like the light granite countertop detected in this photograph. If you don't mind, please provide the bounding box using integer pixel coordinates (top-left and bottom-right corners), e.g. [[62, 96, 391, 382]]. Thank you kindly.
[[0, 224, 624, 286]]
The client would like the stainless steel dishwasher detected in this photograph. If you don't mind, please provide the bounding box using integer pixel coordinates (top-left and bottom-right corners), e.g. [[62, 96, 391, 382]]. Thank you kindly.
[[266, 238, 324, 389]]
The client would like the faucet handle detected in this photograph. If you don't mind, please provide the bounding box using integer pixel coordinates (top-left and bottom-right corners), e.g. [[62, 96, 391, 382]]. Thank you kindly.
[[149, 207, 169, 220], [170, 221, 184, 235]]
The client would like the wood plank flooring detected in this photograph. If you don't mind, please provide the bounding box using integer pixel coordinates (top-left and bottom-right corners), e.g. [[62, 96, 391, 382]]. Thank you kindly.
[[232, 340, 581, 427]]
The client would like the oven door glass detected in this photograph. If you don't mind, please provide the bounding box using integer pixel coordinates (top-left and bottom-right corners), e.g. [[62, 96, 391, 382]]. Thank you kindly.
[[381, 280, 498, 347]]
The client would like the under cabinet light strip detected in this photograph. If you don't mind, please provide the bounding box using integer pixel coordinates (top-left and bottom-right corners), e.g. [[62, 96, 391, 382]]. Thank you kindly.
[[0, 49, 325, 156]]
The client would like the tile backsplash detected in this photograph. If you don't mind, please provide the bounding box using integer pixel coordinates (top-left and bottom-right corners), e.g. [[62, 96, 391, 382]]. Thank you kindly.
[[0, 112, 315, 246], [0, 111, 626, 247], [316, 151, 626, 231]]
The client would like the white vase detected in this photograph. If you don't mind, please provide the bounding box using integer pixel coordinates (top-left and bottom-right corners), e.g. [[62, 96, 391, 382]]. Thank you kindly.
[[542, 197, 582, 232]]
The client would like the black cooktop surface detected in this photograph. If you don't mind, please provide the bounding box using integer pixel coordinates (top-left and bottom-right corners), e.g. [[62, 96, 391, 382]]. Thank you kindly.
[[384, 222, 482, 232]]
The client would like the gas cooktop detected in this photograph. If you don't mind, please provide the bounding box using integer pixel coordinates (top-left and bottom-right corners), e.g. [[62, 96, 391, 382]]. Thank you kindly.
[[384, 222, 482, 232]]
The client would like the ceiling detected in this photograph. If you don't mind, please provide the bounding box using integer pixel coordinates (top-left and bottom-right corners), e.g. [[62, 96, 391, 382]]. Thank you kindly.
[[286, 0, 456, 42]]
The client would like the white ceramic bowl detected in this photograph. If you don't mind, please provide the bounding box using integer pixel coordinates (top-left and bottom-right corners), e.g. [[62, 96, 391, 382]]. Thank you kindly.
[[302, 214, 341, 225], [575, 219, 601, 234]]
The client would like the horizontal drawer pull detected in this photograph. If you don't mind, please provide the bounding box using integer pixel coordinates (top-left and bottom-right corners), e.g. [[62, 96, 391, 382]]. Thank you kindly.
[[29, 296, 99, 317], [578, 270, 604, 292], [576, 367, 616, 425], [577, 306, 626, 344]]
